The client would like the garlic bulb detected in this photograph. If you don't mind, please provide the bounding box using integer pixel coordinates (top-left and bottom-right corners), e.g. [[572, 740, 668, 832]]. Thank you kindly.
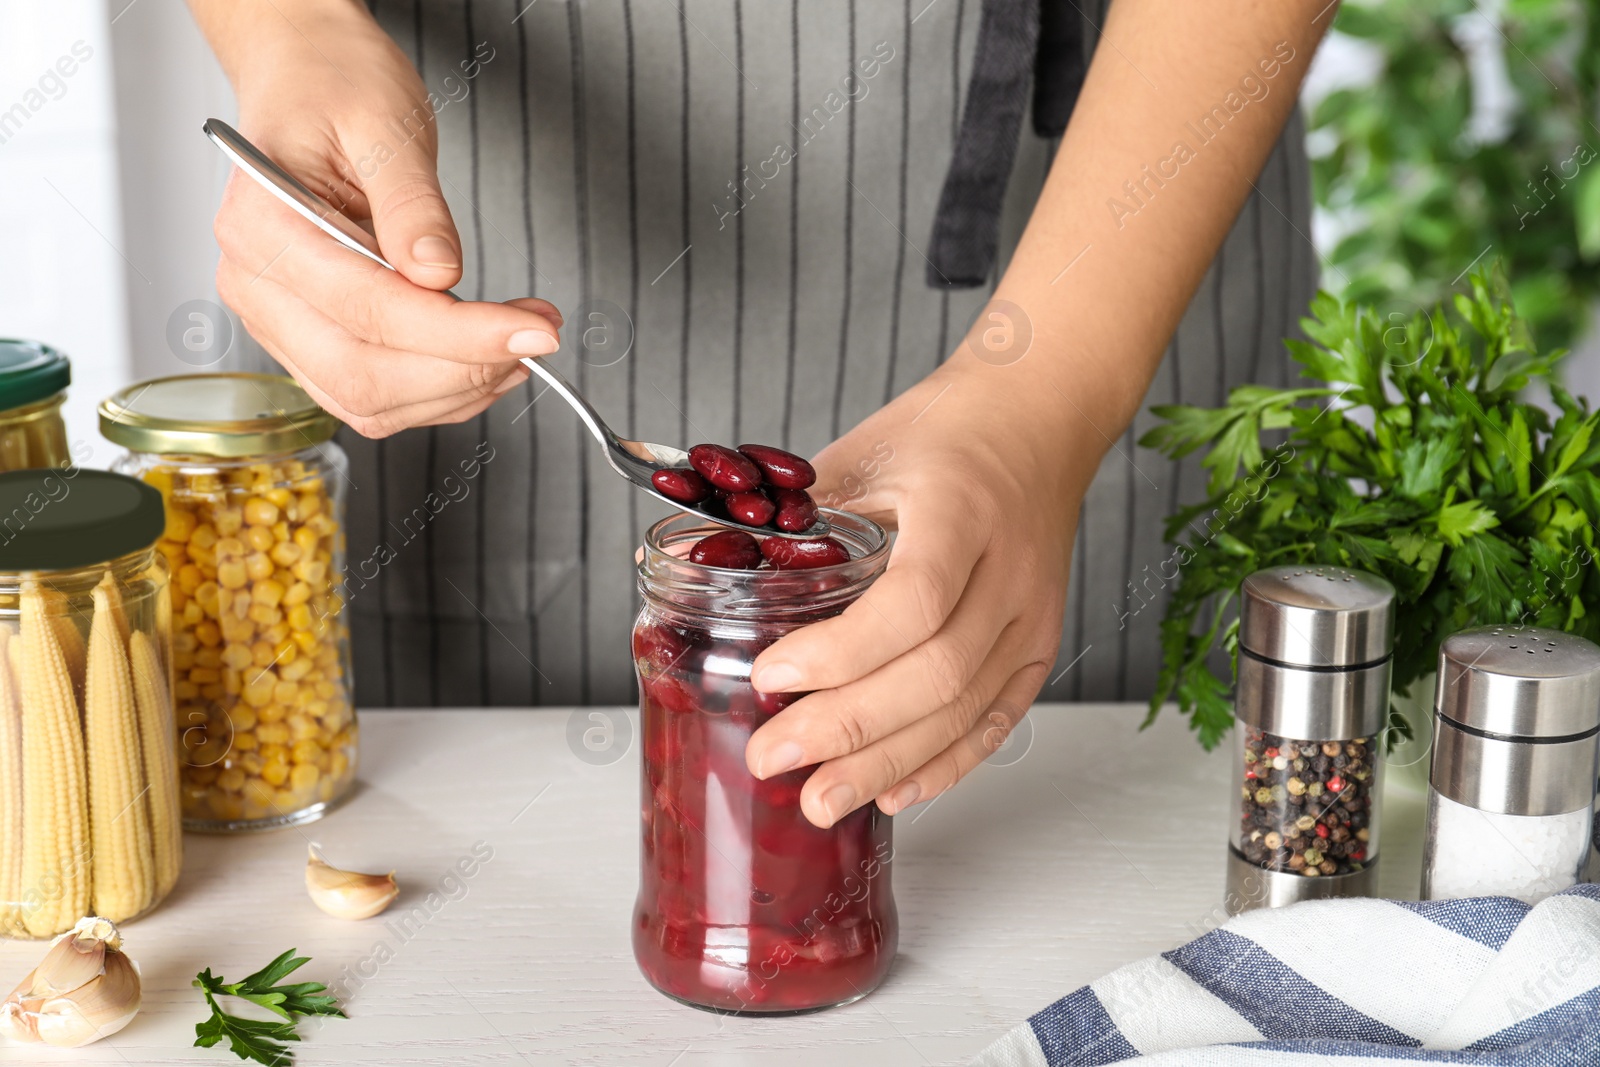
[[306, 847, 399, 920], [0, 916, 141, 1048]]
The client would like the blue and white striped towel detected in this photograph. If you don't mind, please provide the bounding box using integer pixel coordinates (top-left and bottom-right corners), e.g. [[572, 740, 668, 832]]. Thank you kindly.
[[973, 884, 1600, 1066]]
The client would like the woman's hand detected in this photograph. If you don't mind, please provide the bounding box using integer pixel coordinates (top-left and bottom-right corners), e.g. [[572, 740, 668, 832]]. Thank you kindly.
[[195, 0, 559, 437], [744, 356, 1091, 829]]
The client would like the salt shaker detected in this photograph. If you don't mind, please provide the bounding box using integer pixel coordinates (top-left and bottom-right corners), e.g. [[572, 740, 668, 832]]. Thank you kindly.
[[1422, 626, 1600, 904], [1226, 565, 1395, 915]]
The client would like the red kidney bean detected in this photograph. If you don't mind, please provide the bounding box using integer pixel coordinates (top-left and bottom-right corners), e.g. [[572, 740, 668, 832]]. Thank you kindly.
[[651, 467, 712, 504], [760, 535, 850, 569], [737, 444, 816, 490], [725, 490, 777, 527], [770, 488, 818, 532], [689, 529, 763, 569], [688, 443, 762, 492]]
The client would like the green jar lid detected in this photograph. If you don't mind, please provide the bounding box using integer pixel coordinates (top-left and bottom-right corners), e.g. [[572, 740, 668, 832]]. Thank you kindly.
[[0, 339, 71, 412], [0, 469, 165, 572]]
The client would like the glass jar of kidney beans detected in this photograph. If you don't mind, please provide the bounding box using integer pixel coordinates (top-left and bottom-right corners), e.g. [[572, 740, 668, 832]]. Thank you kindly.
[[631, 510, 896, 1014]]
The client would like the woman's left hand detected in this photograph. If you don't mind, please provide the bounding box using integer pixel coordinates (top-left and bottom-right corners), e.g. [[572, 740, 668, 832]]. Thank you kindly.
[[744, 358, 1092, 829]]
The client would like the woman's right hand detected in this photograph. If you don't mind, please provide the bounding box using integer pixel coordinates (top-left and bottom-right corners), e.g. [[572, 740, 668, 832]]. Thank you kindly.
[[197, 0, 560, 437]]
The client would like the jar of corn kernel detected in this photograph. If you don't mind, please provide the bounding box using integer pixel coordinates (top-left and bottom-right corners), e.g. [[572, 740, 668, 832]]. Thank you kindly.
[[99, 374, 356, 832]]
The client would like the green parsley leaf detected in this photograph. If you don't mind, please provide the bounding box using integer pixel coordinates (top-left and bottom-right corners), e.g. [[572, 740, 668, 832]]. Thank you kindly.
[[194, 950, 345, 1067]]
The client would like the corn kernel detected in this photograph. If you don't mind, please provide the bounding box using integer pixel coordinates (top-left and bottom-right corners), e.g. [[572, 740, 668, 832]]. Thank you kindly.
[[259, 742, 289, 764], [217, 561, 248, 590], [217, 767, 246, 793], [243, 676, 275, 707], [261, 759, 291, 787], [245, 498, 280, 526], [194, 647, 223, 669], [245, 525, 275, 552], [248, 603, 284, 628], [258, 722, 290, 746], [190, 524, 218, 550], [289, 763, 320, 791], [257, 703, 287, 724], [232, 731, 258, 752], [214, 506, 244, 535], [246, 552, 275, 581], [166, 507, 198, 541], [292, 559, 328, 586], [228, 705, 258, 732]]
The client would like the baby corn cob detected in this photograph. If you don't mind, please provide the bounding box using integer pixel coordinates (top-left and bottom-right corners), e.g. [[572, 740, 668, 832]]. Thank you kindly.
[[19, 584, 90, 937], [0, 628, 24, 936], [42, 588, 86, 705], [128, 629, 181, 898], [85, 575, 153, 922]]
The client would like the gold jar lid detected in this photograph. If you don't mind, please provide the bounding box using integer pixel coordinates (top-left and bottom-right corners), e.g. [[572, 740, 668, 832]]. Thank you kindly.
[[99, 373, 340, 458]]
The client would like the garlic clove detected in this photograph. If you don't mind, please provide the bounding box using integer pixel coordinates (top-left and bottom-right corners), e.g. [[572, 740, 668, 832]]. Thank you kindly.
[[13, 930, 107, 1001], [0, 993, 43, 1044], [306, 846, 399, 920], [31, 949, 141, 1048], [0, 917, 139, 1048]]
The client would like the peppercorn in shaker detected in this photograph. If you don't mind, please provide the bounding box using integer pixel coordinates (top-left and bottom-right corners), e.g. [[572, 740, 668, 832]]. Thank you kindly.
[[1422, 626, 1600, 904], [1226, 565, 1394, 914]]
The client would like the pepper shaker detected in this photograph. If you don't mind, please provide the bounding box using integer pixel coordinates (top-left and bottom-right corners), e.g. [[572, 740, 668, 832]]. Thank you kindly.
[[1226, 565, 1394, 915], [1422, 626, 1600, 904]]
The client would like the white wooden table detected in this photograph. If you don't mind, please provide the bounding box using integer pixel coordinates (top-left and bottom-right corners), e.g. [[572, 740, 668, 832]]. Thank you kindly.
[[0, 704, 1430, 1066]]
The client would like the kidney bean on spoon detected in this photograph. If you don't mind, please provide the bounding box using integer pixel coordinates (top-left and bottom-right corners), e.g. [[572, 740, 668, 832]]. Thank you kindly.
[[651, 467, 712, 505], [689, 529, 764, 569], [771, 488, 818, 533], [760, 535, 850, 570], [688, 443, 763, 492], [737, 444, 816, 490], [725, 491, 777, 527]]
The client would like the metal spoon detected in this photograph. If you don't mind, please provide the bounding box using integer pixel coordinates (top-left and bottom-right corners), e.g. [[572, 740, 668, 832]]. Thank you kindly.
[[202, 118, 828, 539]]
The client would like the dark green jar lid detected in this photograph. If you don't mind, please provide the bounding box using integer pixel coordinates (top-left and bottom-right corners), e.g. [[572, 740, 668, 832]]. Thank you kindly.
[[0, 339, 71, 412], [0, 469, 164, 572]]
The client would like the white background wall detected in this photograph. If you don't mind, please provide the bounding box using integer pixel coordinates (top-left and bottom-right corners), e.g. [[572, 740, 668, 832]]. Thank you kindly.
[[0, 1, 1593, 467], [0, 1, 132, 468]]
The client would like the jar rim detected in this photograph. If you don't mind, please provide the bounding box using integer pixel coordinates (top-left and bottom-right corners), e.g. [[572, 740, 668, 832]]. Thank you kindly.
[[638, 510, 889, 620]]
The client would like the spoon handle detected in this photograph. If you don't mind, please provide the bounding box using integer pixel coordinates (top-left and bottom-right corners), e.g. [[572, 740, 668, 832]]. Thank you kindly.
[[516, 357, 612, 451]]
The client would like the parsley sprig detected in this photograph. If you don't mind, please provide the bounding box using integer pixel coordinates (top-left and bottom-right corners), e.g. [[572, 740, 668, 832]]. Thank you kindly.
[[1142, 264, 1600, 748], [194, 949, 346, 1067]]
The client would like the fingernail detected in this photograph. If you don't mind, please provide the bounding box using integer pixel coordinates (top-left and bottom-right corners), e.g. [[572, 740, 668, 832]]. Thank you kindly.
[[508, 329, 560, 356], [411, 234, 459, 268], [759, 740, 805, 779], [493, 371, 529, 394], [886, 780, 921, 814], [819, 783, 857, 826], [755, 663, 801, 692]]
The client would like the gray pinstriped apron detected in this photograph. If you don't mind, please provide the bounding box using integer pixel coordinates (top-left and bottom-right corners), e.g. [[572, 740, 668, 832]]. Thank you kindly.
[[232, 0, 1318, 707]]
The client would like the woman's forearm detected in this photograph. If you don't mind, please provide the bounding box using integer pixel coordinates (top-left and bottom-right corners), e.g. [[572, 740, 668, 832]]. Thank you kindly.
[[956, 0, 1335, 463], [186, 0, 375, 84]]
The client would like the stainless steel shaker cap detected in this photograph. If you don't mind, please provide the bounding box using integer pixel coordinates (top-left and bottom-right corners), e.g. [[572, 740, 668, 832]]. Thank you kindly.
[[1239, 566, 1395, 668], [1436, 626, 1600, 739]]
